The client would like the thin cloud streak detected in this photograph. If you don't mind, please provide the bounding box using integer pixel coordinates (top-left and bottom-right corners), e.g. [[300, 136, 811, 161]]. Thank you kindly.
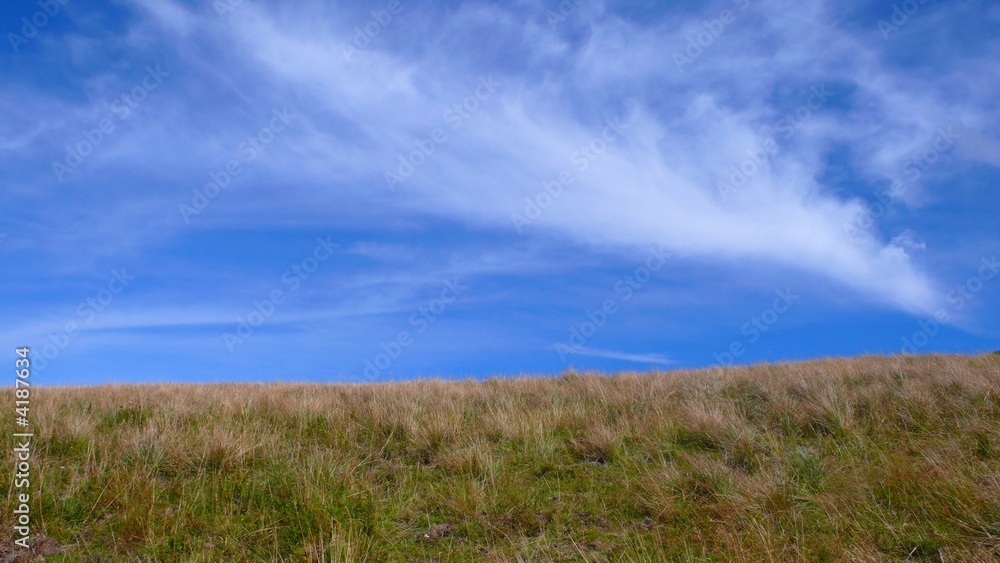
[[560, 346, 674, 366]]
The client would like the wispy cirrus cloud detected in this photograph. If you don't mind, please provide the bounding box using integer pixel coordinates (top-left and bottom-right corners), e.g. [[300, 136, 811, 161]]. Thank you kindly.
[[559, 346, 674, 366], [99, 0, 999, 315], [2, 0, 998, 382]]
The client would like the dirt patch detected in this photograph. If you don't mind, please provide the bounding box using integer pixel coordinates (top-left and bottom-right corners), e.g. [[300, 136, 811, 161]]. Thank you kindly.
[[414, 523, 455, 542], [33, 538, 62, 557], [0, 536, 63, 561]]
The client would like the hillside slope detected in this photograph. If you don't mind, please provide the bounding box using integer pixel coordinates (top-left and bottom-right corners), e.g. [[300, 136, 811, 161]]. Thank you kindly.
[[3, 354, 1000, 561]]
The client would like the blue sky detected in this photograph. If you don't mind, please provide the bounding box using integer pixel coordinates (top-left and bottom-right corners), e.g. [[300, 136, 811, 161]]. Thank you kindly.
[[2, 0, 998, 385]]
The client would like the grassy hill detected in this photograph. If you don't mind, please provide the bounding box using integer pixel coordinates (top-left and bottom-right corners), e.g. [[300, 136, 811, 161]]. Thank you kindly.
[[3, 354, 1000, 561]]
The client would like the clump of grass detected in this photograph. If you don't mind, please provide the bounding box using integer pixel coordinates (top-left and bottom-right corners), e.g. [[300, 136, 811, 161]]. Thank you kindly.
[[788, 447, 825, 491], [1, 353, 999, 560]]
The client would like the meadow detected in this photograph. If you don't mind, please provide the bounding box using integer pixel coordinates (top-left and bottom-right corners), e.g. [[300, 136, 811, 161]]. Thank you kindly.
[[2, 353, 999, 561]]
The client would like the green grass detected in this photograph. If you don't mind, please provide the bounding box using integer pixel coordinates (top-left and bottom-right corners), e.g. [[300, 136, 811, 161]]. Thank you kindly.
[[2, 353, 999, 561]]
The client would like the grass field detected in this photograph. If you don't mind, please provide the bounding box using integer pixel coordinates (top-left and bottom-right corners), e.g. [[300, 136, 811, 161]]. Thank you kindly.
[[3, 353, 1000, 561]]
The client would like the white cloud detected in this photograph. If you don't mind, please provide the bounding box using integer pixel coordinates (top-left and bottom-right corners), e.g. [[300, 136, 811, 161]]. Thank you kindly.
[[17, 0, 1000, 316], [208, 1, 948, 310], [560, 346, 674, 365], [130, 0, 198, 36]]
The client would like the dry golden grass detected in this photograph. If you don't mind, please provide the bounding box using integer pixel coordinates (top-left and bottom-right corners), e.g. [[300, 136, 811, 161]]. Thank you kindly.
[[3, 353, 1000, 561]]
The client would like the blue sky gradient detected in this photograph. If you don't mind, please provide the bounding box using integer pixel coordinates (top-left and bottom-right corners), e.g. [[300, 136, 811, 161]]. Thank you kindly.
[[2, 0, 998, 384]]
